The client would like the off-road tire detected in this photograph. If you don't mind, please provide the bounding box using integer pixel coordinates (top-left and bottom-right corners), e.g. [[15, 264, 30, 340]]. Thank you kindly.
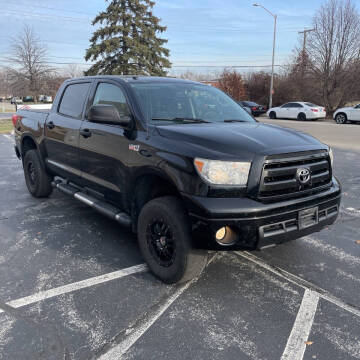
[[137, 196, 208, 284], [23, 150, 53, 198]]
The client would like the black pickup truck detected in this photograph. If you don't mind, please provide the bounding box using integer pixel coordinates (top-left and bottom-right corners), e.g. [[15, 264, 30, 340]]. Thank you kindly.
[[13, 76, 341, 283]]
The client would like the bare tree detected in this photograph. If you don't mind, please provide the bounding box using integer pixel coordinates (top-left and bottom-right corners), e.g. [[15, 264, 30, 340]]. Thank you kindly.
[[307, 0, 360, 113], [217, 69, 246, 102], [0, 68, 11, 98], [62, 64, 84, 78], [177, 71, 211, 82], [7, 25, 52, 101]]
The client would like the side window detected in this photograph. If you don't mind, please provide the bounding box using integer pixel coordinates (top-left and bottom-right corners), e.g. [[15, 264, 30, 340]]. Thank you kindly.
[[292, 103, 303, 108], [58, 83, 90, 119], [282, 103, 291, 108], [355, 104, 360, 109], [93, 83, 130, 117]]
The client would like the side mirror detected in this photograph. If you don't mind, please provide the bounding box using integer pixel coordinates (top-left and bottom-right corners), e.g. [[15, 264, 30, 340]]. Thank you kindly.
[[88, 104, 132, 128]]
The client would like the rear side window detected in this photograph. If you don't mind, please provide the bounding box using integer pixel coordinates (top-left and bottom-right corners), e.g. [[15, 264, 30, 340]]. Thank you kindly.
[[244, 101, 258, 106], [58, 83, 90, 119], [291, 103, 303, 108]]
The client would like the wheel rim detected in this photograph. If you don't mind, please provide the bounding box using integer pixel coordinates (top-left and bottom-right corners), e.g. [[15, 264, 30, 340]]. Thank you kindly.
[[146, 218, 176, 267], [298, 114, 305, 121], [336, 114, 345, 123], [27, 161, 37, 186]]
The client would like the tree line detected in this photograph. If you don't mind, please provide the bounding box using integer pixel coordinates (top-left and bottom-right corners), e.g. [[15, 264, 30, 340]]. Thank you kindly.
[[209, 0, 360, 114], [1, 0, 359, 114]]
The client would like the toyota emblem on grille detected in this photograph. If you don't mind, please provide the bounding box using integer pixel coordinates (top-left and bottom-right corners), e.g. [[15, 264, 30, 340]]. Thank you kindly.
[[297, 168, 311, 185]]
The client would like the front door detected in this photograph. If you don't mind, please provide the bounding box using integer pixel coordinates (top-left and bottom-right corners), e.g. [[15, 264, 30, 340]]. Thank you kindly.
[[44, 81, 91, 182], [350, 104, 360, 121], [78, 81, 132, 208], [278, 103, 291, 118]]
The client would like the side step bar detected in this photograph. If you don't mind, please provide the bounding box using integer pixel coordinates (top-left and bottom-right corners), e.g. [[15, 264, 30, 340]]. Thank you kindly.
[[52, 179, 132, 227]]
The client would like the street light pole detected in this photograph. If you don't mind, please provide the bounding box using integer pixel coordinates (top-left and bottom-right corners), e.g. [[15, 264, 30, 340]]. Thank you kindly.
[[253, 3, 277, 109]]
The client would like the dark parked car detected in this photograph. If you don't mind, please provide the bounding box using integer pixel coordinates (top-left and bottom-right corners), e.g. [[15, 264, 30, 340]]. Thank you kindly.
[[23, 96, 35, 102], [238, 101, 266, 116], [13, 76, 341, 284]]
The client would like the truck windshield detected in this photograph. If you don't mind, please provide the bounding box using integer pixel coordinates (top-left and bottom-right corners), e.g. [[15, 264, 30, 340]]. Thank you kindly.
[[130, 82, 255, 125]]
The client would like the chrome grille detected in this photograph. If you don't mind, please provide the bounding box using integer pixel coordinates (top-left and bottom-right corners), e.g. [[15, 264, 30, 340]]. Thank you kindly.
[[258, 151, 332, 201]]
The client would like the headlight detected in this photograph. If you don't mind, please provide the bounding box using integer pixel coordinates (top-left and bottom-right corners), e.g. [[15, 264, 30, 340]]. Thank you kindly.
[[329, 148, 334, 167], [194, 158, 251, 186]]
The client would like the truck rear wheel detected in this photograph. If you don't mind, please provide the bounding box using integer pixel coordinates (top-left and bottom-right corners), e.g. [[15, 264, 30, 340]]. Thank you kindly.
[[137, 196, 208, 284], [23, 150, 53, 198]]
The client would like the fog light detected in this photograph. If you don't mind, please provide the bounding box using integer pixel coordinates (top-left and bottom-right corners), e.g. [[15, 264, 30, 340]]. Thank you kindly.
[[216, 227, 227, 241], [215, 226, 237, 246]]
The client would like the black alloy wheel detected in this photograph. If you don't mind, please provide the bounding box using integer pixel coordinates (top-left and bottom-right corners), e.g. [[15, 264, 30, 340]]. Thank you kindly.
[[23, 150, 53, 198], [147, 218, 176, 267], [137, 196, 208, 284], [27, 161, 37, 186]]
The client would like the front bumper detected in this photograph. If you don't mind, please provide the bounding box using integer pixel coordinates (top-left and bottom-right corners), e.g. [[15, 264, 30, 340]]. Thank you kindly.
[[183, 177, 341, 251]]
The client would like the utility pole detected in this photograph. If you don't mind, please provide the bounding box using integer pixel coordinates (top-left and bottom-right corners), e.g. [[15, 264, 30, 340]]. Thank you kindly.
[[253, 3, 277, 109], [298, 28, 315, 95]]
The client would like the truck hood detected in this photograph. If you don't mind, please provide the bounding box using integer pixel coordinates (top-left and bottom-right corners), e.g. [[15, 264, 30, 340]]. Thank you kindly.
[[156, 122, 327, 160]]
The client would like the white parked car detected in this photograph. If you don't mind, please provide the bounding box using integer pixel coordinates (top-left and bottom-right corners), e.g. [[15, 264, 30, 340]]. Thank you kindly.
[[333, 104, 360, 124], [267, 102, 326, 121]]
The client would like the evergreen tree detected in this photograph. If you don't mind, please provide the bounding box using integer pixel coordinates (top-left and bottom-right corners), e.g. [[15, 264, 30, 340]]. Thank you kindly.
[[85, 0, 171, 76]]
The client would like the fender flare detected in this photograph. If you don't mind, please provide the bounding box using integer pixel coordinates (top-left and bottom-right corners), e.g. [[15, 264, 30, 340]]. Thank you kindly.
[[20, 133, 47, 169]]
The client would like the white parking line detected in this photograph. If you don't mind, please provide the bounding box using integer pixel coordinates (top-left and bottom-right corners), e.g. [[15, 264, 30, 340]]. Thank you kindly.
[[98, 280, 193, 360], [235, 251, 360, 318], [0, 264, 147, 314], [345, 207, 360, 215], [2, 134, 12, 141], [281, 289, 319, 360]]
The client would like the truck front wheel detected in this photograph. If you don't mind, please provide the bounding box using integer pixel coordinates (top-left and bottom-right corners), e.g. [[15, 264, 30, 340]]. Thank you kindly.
[[137, 196, 208, 284], [23, 150, 53, 198]]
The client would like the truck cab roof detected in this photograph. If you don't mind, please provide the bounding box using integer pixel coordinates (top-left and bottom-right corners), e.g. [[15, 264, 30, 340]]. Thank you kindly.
[[66, 75, 199, 85]]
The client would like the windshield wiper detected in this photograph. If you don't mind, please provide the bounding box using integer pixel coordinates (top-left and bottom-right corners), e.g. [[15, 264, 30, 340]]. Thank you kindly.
[[152, 117, 210, 123], [223, 119, 248, 123]]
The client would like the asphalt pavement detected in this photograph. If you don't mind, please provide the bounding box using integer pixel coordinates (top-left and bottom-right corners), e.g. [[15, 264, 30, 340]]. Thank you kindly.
[[0, 113, 12, 119], [258, 116, 360, 151], [0, 123, 359, 360]]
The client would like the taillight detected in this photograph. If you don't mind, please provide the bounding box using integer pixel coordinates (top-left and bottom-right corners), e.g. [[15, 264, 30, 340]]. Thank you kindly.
[[311, 108, 318, 112], [12, 114, 19, 127], [252, 107, 257, 111]]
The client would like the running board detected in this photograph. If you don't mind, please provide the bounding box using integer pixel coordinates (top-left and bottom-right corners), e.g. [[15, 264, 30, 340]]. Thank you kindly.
[[52, 179, 131, 227]]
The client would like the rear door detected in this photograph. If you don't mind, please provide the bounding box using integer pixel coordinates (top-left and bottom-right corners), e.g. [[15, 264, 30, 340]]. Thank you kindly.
[[44, 81, 91, 182], [289, 103, 303, 119], [78, 80, 133, 207]]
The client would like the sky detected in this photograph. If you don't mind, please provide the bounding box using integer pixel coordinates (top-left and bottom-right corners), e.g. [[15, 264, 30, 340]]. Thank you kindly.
[[0, 0, 319, 77]]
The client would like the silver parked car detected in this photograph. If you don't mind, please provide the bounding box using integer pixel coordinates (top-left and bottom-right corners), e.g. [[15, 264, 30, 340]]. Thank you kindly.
[[333, 104, 360, 124]]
